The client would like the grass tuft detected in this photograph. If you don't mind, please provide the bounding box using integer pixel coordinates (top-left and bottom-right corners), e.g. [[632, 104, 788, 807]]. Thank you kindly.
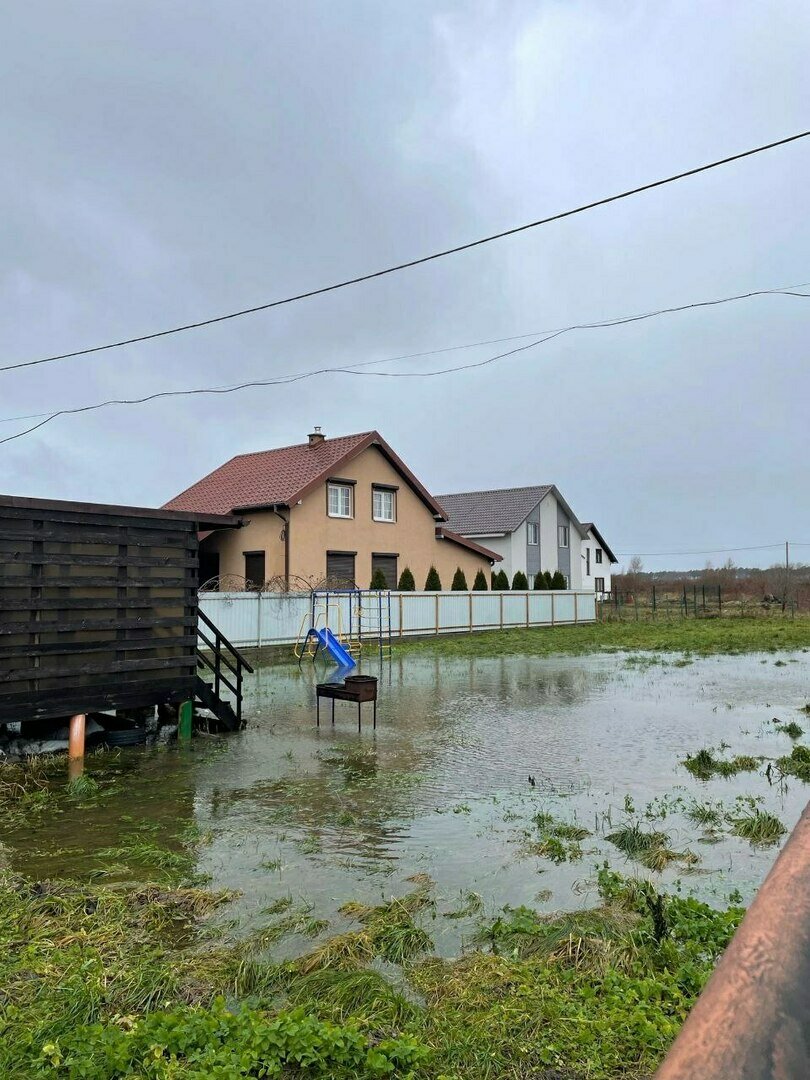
[[606, 823, 698, 872], [775, 744, 810, 782], [727, 809, 786, 845], [682, 748, 760, 780]]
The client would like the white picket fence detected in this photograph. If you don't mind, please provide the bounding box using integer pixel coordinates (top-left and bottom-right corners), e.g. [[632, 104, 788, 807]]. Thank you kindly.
[[198, 589, 597, 650]]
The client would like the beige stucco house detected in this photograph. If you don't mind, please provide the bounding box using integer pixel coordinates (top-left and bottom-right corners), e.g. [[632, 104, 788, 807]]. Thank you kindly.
[[164, 429, 500, 590]]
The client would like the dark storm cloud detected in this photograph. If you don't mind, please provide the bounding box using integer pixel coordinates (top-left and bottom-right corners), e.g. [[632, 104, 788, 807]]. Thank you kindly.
[[2, 1, 808, 569]]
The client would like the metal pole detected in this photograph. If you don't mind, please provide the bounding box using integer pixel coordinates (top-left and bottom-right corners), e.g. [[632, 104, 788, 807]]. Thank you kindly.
[[784, 540, 789, 613], [178, 700, 193, 741]]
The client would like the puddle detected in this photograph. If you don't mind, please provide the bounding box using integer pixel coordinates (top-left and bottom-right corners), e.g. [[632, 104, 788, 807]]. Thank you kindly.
[[3, 649, 808, 955]]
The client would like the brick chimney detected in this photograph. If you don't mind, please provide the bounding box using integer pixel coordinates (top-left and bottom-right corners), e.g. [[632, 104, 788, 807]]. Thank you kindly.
[[308, 426, 325, 447]]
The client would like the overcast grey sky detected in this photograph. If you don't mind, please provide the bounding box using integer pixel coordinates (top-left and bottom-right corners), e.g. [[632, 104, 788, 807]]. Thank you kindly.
[[2, 1, 808, 571]]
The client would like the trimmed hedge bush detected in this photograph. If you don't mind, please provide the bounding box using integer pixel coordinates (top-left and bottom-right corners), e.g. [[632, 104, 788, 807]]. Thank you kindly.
[[473, 569, 489, 591], [512, 571, 529, 590], [451, 567, 468, 590], [533, 572, 547, 589], [424, 566, 442, 591], [369, 569, 388, 590], [551, 571, 567, 589], [398, 566, 415, 591]]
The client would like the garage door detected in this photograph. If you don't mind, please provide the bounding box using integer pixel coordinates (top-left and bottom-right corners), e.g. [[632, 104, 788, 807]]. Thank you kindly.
[[326, 551, 356, 585], [371, 553, 398, 589]]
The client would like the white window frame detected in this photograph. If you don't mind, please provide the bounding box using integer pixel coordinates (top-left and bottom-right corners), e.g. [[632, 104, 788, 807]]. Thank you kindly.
[[558, 525, 569, 548], [327, 483, 353, 519], [372, 487, 396, 523], [595, 548, 603, 564], [527, 521, 538, 545]]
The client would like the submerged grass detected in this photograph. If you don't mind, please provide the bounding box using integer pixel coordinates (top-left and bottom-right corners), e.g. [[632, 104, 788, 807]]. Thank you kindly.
[[682, 747, 760, 780], [775, 743, 810, 782], [522, 810, 591, 863], [727, 808, 787, 846], [774, 720, 804, 739], [398, 614, 810, 659], [606, 822, 699, 872]]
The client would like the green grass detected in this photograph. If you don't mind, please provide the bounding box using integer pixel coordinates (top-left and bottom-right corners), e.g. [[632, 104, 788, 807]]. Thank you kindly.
[[396, 615, 810, 659], [606, 823, 699, 872], [727, 809, 787, 845], [522, 810, 591, 863], [775, 743, 810, 782], [774, 720, 804, 739], [682, 748, 760, 780]]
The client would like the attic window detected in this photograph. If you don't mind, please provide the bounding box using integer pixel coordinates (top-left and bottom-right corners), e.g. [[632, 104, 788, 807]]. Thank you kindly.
[[328, 483, 353, 519]]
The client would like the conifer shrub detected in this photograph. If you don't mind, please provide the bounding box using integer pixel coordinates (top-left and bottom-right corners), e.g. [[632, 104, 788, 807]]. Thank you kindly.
[[533, 572, 547, 590], [397, 567, 415, 591], [543, 571, 554, 589], [451, 568, 468, 590], [370, 569, 388, 590], [473, 569, 488, 591], [424, 566, 442, 591], [551, 571, 567, 589], [512, 571, 529, 591]]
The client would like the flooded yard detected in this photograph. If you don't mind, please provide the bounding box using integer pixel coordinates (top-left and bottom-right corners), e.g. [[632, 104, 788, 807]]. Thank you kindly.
[[4, 646, 808, 954]]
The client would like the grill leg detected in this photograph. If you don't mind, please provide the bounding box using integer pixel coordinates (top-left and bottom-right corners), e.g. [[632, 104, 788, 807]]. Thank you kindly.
[[331, 698, 335, 725], [316, 696, 320, 727], [373, 698, 377, 730], [358, 701, 361, 731]]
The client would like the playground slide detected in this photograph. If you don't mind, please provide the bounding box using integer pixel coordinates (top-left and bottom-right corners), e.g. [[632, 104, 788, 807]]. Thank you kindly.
[[315, 627, 357, 669]]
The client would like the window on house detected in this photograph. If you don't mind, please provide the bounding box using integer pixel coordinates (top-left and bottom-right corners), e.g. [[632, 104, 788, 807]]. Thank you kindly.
[[558, 525, 569, 548], [585, 547, 591, 576], [326, 551, 356, 584], [372, 487, 396, 522], [372, 553, 398, 587], [594, 577, 605, 594], [244, 551, 266, 591], [327, 483, 353, 518], [595, 548, 603, 564], [527, 521, 538, 545]]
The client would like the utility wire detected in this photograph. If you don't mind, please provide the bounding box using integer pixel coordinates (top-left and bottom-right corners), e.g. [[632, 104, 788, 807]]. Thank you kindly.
[[1, 283, 807, 446], [615, 544, 788, 556], [4, 129, 809, 376]]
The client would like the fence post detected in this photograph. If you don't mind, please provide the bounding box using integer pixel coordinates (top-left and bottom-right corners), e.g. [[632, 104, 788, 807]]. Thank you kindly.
[[574, 591, 578, 623], [399, 593, 404, 637], [469, 592, 473, 633], [652, 584, 656, 616], [683, 586, 687, 617], [718, 585, 722, 614], [435, 593, 439, 636], [256, 590, 262, 650], [500, 592, 504, 629], [551, 592, 555, 625], [526, 591, 530, 626]]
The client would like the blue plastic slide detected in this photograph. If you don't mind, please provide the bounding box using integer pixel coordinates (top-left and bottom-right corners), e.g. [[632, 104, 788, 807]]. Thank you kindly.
[[314, 627, 357, 668]]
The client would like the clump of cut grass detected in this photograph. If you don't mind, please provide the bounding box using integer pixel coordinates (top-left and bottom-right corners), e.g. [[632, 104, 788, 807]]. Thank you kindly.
[[727, 809, 786, 846], [775, 743, 810, 782], [774, 719, 804, 739], [682, 747, 760, 780], [606, 823, 699, 872], [296, 930, 376, 974], [330, 888, 434, 966]]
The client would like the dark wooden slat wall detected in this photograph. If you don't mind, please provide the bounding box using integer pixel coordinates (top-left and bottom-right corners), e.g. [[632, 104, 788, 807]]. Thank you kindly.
[[0, 503, 202, 723]]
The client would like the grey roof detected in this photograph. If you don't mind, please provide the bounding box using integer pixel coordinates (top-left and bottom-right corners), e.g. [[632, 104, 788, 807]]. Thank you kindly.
[[580, 522, 618, 563], [435, 485, 553, 535]]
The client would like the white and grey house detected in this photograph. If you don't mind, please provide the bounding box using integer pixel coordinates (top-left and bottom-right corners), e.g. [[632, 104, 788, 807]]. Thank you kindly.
[[580, 523, 618, 598], [435, 485, 588, 588]]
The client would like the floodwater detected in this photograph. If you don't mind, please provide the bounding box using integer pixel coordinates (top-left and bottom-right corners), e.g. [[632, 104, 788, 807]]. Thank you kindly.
[[3, 647, 809, 955]]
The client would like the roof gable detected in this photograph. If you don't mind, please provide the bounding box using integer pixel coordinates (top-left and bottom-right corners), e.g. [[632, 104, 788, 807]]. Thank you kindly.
[[164, 431, 445, 518], [581, 522, 618, 563], [435, 485, 552, 535]]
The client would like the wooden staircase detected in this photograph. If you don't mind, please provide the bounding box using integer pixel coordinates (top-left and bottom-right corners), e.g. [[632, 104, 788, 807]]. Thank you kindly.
[[195, 609, 254, 731]]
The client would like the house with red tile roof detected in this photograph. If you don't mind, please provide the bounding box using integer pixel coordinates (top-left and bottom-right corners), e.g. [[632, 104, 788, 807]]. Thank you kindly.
[[165, 428, 500, 590]]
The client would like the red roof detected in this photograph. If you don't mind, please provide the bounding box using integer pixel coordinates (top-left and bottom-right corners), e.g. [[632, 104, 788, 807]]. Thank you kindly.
[[164, 430, 447, 519]]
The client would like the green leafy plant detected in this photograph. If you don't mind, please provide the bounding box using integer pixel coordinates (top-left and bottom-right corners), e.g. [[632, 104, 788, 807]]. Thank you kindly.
[[451, 567, 469, 590], [682, 747, 760, 780], [606, 823, 699, 872], [774, 720, 804, 739], [775, 743, 810, 782], [727, 807, 786, 846], [472, 569, 488, 591], [424, 566, 442, 591], [369, 568, 387, 590], [397, 566, 415, 591], [511, 571, 529, 590]]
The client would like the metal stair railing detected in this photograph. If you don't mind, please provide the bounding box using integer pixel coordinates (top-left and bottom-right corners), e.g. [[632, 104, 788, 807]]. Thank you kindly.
[[196, 609, 255, 726]]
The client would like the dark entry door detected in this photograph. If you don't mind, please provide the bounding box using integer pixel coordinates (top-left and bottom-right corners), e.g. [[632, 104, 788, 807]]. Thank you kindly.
[[244, 551, 266, 590], [326, 551, 356, 585], [371, 553, 397, 589]]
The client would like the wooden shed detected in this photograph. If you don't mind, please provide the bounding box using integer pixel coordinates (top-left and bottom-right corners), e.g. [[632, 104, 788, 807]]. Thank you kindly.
[[0, 494, 248, 732]]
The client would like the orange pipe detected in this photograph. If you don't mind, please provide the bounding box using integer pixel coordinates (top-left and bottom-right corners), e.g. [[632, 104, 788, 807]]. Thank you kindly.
[[68, 713, 86, 760]]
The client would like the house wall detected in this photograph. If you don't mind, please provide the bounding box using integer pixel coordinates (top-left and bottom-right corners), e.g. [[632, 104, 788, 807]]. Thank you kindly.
[[464, 534, 511, 578], [539, 491, 559, 576], [581, 529, 613, 596], [525, 504, 541, 580], [201, 445, 493, 588]]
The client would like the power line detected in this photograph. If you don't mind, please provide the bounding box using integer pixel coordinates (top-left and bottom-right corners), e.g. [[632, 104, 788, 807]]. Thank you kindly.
[[1, 283, 807, 447], [4, 129, 809, 376], [616, 544, 787, 556]]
